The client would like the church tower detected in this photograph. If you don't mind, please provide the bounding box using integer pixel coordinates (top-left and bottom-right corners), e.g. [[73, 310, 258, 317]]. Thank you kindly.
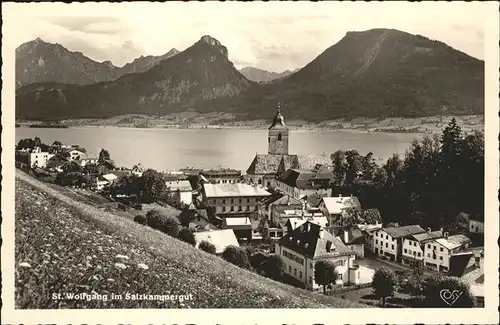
[[268, 103, 289, 155]]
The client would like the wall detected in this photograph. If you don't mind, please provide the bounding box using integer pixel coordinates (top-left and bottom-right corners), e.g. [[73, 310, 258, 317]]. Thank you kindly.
[[469, 220, 484, 234], [179, 191, 193, 205], [372, 230, 398, 261], [423, 241, 450, 271], [208, 197, 261, 214], [402, 239, 424, 264], [30, 152, 53, 168], [348, 244, 364, 258]]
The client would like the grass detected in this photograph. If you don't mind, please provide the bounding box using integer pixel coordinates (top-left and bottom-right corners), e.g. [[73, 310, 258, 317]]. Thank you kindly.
[[15, 170, 368, 309]]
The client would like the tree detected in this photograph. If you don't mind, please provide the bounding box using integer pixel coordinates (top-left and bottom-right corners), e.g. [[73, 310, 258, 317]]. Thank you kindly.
[[178, 205, 195, 228], [331, 150, 348, 187], [257, 217, 270, 242], [372, 267, 397, 306], [98, 149, 111, 162], [422, 275, 475, 307], [146, 209, 179, 237], [222, 245, 251, 269], [199, 241, 216, 254], [177, 227, 196, 246], [141, 169, 167, 203], [314, 260, 338, 294], [52, 140, 62, 146], [263, 255, 285, 281]]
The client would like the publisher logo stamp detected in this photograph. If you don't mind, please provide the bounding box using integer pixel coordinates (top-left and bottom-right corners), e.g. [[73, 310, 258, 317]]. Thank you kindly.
[[440, 289, 463, 306]]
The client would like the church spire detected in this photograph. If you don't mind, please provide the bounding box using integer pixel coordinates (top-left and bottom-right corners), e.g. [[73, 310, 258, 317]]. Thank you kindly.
[[269, 102, 286, 129]]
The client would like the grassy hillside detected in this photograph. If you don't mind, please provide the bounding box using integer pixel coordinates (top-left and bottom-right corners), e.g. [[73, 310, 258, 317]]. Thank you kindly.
[[15, 170, 367, 308]]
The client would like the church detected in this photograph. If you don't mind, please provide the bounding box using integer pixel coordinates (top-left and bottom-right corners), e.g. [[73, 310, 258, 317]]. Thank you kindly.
[[245, 104, 331, 188]]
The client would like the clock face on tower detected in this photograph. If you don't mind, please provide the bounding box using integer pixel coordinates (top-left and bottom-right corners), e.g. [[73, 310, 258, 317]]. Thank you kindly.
[[277, 141, 283, 148]]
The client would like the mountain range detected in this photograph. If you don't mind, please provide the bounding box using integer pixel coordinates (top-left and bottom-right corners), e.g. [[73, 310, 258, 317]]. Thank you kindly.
[[239, 67, 297, 83], [15, 29, 484, 121]]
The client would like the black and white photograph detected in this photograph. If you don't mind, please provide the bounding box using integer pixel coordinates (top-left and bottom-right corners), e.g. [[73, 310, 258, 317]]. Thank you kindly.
[[2, 1, 499, 324]]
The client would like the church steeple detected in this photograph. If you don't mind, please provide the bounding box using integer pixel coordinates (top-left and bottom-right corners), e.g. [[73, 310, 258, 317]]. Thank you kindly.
[[268, 102, 289, 155], [269, 102, 286, 129]]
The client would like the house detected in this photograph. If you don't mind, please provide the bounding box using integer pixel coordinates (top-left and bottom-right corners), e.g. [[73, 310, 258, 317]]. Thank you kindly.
[[258, 192, 302, 226], [96, 159, 116, 175], [222, 216, 253, 240], [194, 229, 239, 255], [277, 204, 326, 231], [275, 166, 334, 200], [423, 233, 471, 272], [285, 216, 329, 234], [469, 215, 484, 234], [165, 180, 193, 205], [62, 148, 87, 161], [200, 168, 242, 184], [275, 221, 359, 290], [78, 157, 99, 167], [359, 224, 383, 253], [91, 176, 111, 191], [16, 147, 54, 168], [318, 195, 362, 226], [188, 209, 219, 231], [203, 183, 271, 218], [371, 225, 426, 262], [401, 228, 443, 266], [45, 153, 69, 170], [341, 227, 365, 258], [303, 192, 328, 209]]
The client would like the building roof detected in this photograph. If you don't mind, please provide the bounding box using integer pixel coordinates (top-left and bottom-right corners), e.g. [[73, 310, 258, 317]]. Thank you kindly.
[[223, 217, 253, 230], [109, 170, 132, 179], [203, 183, 271, 198], [166, 180, 193, 192], [344, 227, 365, 245], [195, 229, 239, 254], [304, 193, 328, 208], [278, 167, 334, 189], [101, 173, 118, 182], [260, 192, 302, 206], [268, 105, 287, 129], [411, 230, 443, 243], [286, 216, 328, 230], [277, 221, 353, 259], [281, 155, 331, 172], [435, 234, 471, 250], [381, 225, 426, 239], [246, 154, 284, 175], [320, 196, 362, 215]]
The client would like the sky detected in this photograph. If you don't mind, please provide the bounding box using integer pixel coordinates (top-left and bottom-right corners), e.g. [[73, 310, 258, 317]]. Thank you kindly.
[[6, 1, 487, 73]]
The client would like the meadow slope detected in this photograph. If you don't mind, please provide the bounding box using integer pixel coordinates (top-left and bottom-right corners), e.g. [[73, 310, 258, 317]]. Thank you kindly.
[[14, 170, 367, 308]]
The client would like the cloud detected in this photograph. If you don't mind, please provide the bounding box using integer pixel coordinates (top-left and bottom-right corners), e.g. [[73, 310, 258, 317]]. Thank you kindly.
[[46, 16, 125, 35]]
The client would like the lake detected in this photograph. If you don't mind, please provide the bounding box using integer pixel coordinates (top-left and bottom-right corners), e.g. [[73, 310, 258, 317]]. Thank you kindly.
[[16, 127, 421, 172]]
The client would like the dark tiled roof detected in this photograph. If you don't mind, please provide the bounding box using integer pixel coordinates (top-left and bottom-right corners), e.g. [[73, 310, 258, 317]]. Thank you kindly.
[[201, 169, 242, 177], [305, 193, 328, 208], [279, 168, 334, 189], [345, 228, 365, 244], [277, 221, 353, 259], [448, 253, 475, 277], [411, 230, 443, 243], [260, 192, 285, 206], [246, 154, 284, 174], [382, 225, 426, 238]]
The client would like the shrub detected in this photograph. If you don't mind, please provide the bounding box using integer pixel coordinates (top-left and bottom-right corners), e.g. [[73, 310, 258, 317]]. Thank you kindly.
[[222, 245, 251, 270], [177, 227, 196, 246], [422, 275, 475, 307], [199, 240, 216, 254], [134, 214, 147, 225], [134, 203, 143, 210], [314, 260, 338, 294], [262, 255, 285, 281], [146, 209, 179, 237]]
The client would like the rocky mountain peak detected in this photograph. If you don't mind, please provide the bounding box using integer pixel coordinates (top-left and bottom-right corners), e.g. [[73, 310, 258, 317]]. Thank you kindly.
[[198, 35, 228, 58]]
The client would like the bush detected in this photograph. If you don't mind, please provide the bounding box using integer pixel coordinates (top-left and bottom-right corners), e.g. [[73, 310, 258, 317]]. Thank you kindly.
[[134, 203, 143, 210], [177, 227, 196, 246], [422, 275, 475, 307], [262, 255, 285, 281], [199, 240, 216, 254], [372, 267, 397, 307], [146, 209, 179, 237], [134, 214, 147, 225], [222, 245, 251, 270]]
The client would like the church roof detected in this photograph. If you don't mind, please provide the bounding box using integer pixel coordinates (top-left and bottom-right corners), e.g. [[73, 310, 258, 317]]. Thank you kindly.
[[246, 154, 284, 175], [268, 104, 287, 129]]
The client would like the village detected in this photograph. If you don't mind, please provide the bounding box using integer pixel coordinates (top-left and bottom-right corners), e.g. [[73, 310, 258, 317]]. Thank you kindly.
[[14, 107, 485, 307]]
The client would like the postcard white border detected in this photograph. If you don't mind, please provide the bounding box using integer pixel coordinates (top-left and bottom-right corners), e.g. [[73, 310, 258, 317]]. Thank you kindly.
[[2, 2, 499, 324]]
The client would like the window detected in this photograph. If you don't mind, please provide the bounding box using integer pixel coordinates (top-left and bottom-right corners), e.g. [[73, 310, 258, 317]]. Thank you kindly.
[[278, 133, 282, 141], [299, 271, 303, 279], [247, 206, 250, 211], [391, 245, 394, 250], [439, 256, 443, 261], [386, 235, 388, 240], [239, 199, 242, 203], [289, 266, 291, 273], [385, 243, 388, 248], [404, 248, 407, 253], [309, 277, 312, 284], [254, 206, 258, 211], [375, 240, 378, 244], [427, 244, 431, 249], [427, 253, 431, 258], [294, 268, 297, 276], [222, 207, 226, 212], [247, 198, 250, 203], [338, 274, 343, 280], [440, 247, 443, 252], [222, 199, 226, 204], [433, 245, 437, 250], [413, 251, 416, 256], [417, 252, 421, 257], [230, 206, 234, 212], [231, 199, 234, 204]]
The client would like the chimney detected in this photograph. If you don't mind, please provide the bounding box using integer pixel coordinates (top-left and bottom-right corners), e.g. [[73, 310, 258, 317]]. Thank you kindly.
[[339, 194, 342, 198], [444, 232, 449, 239], [319, 228, 325, 239], [427, 227, 431, 233], [344, 229, 349, 244]]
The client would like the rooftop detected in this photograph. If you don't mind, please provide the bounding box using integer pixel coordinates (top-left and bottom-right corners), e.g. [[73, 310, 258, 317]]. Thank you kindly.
[[278, 167, 334, 189], [166, 180, 193, 192], [277, 221, 353, 259], [320, 196, 362, 215], [435, 234, 471, 250], [411, 230, 443, 243], [204, 183, 271, 198], [381, 225, 426, 239], [201, 169, 242, 176], [194, 229, 239, 254]]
